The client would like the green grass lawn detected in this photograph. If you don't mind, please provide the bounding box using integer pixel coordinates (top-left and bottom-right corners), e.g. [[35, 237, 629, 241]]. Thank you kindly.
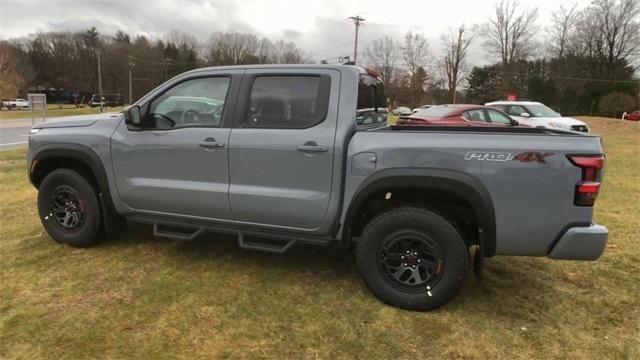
[[0, 117, 638, 358], [0, 105, 125, 120]]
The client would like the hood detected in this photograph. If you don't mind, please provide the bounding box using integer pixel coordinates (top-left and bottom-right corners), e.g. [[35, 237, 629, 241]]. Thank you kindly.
[[33, 112, 123, 129], [525, 116, 585, 126]]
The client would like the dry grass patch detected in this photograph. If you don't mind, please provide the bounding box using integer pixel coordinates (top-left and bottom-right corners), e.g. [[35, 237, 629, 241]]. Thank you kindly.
[[0, 117, 638, 358]]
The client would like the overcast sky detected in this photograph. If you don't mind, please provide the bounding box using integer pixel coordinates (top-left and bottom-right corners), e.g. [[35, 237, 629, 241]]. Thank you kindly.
[[1, 0, 593, 65]]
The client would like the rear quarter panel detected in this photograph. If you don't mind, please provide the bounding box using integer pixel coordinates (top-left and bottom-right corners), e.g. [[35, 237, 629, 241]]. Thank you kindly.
[[343, 130, 604, 256]]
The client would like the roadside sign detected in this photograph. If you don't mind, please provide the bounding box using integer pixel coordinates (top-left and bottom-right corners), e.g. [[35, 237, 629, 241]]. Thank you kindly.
[[27, 93, 47, 126]]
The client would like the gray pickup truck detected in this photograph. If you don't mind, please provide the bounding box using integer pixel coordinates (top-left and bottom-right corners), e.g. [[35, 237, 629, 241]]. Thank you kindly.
[[27, 65, 608, 310]]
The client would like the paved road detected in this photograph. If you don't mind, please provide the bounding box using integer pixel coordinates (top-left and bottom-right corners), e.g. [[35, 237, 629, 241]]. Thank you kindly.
[[0, 118, 36, 149]]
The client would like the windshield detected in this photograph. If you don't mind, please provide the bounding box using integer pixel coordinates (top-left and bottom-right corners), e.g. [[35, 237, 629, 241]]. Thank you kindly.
[[356, 74, 388, 127], [525, 104, 561, 118], [412, 106, 457, 118]]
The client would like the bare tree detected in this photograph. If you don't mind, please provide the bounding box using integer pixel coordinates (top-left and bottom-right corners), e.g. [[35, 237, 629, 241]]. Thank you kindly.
[[0, 41, 25, 98], [364, 36, 399, 85], [572, 0, 640, 73], [272, 40, 307, 64], [547, 4, 578, 58], [402, 31, 430, 107], [206, 32, 306, 65], [484, 0, 538, 91], [206, 32, 259, 65], [165, 29, 200, 51], [441, 24, 475, 103], [485, 0, 538, 66]]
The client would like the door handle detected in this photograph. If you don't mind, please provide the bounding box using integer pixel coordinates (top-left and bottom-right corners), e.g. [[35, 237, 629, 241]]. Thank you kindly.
[[297, 141, 328, 153], [199, 137, 225, 150]]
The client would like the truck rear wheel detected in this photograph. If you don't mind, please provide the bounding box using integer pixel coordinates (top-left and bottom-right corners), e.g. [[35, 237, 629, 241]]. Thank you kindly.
[[37, 169, 102, 247], [356, 206, 469, 310]]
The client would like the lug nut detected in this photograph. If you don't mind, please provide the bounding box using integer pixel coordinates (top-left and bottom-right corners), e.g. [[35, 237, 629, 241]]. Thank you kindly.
[[413, 252, 418, 256]]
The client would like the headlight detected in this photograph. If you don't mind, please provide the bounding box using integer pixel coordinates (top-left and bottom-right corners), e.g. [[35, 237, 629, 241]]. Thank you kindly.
[[29, 128, 41, 135]]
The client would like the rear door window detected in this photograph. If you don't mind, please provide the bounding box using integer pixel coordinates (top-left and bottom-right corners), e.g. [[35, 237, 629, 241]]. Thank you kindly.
[[245, 75, 330, 129], [463, 109, 488, 122], [506, 105, 527, 117]]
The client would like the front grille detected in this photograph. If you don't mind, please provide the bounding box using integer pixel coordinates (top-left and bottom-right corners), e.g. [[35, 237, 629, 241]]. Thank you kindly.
[[571, 125, 588, 132]]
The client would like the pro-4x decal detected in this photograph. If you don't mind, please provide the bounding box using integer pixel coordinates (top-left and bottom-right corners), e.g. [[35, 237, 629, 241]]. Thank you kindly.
[[465, 151, 555, 163]]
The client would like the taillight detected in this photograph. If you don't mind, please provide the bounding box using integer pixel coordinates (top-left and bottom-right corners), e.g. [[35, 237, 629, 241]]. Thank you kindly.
[[568, 155, 604, 206]]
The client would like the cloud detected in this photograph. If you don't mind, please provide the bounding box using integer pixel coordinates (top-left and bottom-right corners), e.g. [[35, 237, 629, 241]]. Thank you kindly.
[[1, 0, 563, 64]]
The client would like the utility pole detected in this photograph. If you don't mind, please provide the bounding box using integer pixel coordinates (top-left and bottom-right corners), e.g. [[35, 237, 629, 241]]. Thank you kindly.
[[96, 49, 103, 113], [127, 56, 134, 105], [348, 15, 365, 64]]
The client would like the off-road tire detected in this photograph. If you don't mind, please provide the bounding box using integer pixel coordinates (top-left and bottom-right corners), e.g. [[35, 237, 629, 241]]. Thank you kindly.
[[37, 168, 102, 247], [356, 206, 469, 310]]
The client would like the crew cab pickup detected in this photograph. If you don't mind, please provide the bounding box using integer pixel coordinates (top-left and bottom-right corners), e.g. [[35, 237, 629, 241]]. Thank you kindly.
[[27, 65, 608, 310]]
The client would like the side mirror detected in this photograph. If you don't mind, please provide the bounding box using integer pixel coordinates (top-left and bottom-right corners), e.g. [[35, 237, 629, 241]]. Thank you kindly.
[[511, 120, 519, 126], [520, 112, 530, 118], [123, 105, 142, 127]]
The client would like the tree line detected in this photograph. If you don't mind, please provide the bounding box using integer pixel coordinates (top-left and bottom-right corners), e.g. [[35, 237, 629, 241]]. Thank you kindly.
[[0, 28, 307, 103]]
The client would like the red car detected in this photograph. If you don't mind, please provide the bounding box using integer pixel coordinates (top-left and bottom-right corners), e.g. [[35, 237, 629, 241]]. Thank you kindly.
[[623, 111, 640, 121], [396, 104, 529, 128]]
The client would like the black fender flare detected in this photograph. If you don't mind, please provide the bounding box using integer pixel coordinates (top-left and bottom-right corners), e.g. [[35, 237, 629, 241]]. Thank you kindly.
[[30, 143, 123, 233], [342, 168, 497, 257]]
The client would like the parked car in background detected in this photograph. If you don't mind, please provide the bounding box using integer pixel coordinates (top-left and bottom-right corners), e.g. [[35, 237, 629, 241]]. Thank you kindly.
[[485, 100, 589, 132], [2, 98, 30, 110], [392, 106, 413, 116], [623, 111, 639, 121], [396, 104, 527, 128], [89, 94, 124, 107], [412, 104, 432, 113]]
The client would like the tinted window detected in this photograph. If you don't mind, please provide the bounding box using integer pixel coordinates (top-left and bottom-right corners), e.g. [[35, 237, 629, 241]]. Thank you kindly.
[[487, 110, 512, 124], [505, 105, 527, 116], [246, 76, 329, 129], [525, 104, 561, 117], [463, 109, 487, 122], [357, 75, 387, 127], [148, 77, 229, 129]]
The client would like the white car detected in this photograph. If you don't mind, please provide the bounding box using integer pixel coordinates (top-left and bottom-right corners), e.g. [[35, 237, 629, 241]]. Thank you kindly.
[[392, 106, 413, 116], [412, 105, 432, 113], [2, 98, 31, 110], [485, 101, 589, 132]]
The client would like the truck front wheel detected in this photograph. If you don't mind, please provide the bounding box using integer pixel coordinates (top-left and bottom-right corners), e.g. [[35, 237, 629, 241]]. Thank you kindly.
[[37, 169, 102, 247], [356, 206, 469, 310]]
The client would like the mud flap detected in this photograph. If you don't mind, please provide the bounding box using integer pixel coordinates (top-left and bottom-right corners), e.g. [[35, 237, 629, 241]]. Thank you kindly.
[[99, 193, 125, 235], [473, 228, 484, 282]]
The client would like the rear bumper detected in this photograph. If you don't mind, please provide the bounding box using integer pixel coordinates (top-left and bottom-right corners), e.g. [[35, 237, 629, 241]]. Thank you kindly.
[[547, 224, 608, 260]]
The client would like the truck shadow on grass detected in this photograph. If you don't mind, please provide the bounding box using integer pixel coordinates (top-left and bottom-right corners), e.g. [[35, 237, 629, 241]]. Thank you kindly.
[[99, 223, 563, 315]]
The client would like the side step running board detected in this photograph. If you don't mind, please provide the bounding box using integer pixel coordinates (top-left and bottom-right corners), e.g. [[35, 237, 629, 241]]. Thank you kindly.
[[153, 222, 205, 241], [238, 233, 297, 254], [141, 217, 335, 253]]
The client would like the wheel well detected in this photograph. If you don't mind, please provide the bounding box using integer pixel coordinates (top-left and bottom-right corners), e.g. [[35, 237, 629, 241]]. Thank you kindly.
[[32, 157, 99, 192], [349, 187, 480, 247]]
